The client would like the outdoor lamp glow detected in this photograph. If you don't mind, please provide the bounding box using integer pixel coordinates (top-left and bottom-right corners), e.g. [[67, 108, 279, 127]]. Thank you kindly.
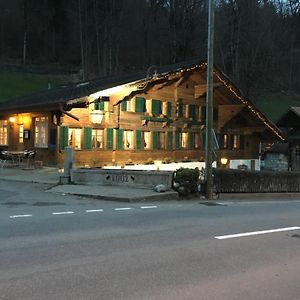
[[9, 116, 16, 123], [90, 110, 105, 124], [220, 157, 228, 165]]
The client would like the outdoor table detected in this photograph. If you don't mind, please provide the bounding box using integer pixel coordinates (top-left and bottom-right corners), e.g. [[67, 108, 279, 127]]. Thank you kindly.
[[1, 151, 26, 167]]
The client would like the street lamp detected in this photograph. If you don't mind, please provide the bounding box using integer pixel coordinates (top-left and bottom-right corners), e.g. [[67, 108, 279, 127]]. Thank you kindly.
[[205, 0, 215, 200]]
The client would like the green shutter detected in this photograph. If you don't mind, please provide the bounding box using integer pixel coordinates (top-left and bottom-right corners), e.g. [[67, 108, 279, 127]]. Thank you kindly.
[[152, 99, 162, 115], [106, 128, 113, 149], [189, 132, 195, 149], [167, 132, 173, 150], [189, 105, 196, 120], [167, 102, 172, 117], [213, 107, 218, 121], [83, 127, 92, 149], [201, 106, 206, 121], [59, 126, 69, 150], [94, 102, 99, 110], [201, 131, 206, 149], [116, 129, 123, 150], [121, 100, 127, 111], [177, 102, 183, 117], [152, 131, 159, 150], [218, 134, 224, 149], [239, 135, 245, 150], [99, 101, 105, 110], [229, 135, 234, 150], [136, 130, 142, 150], [175, 130, 180, 149], [135, 97, 145, 113]]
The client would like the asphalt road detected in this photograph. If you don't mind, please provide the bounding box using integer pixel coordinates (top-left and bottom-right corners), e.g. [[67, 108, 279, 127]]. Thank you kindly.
[[0, 180, 300, 300]]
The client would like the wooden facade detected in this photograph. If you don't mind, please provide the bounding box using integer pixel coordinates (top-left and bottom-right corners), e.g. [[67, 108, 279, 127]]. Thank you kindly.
[[0, 62, 284, 167]]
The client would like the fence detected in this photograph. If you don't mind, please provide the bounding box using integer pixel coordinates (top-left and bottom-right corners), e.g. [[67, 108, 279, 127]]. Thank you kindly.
[[213, 169, 300, 193]]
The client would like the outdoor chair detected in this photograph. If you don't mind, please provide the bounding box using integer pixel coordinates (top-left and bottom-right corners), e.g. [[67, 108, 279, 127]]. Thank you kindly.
[[0, 151, 13, 168], [23, 150, 37, 169]]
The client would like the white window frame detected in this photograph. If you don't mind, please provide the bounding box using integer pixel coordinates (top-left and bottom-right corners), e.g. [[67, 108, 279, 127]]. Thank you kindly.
[[181, 132, 188, 149], [143, 131, 151, 149], [123, 130, 134, 149], [0, 120, 8, 146], [92, 129, 104, 149], [34, 117, 48, 148], [68, 128, 82, 150], [19, 124, 24, 144]]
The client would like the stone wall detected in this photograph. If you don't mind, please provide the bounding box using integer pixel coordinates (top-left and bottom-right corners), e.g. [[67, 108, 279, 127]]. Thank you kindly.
[[71, 168, 174, 189]]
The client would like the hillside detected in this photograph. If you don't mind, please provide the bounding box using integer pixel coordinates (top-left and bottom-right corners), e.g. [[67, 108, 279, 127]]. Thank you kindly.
[[253, 92, 300, 123], [0, 71, 67, 102]]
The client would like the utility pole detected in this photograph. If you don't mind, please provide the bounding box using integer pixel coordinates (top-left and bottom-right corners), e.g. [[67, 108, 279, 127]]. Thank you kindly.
[[205, 0, 215, 200]]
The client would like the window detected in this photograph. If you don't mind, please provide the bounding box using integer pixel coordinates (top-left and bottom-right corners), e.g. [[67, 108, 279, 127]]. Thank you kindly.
[[194, 133, 201, 149], [0, 120, 8, 145], [124, 130, 133, 149], [143, 131, 150, 149], [35, 117, 48, 148], [68, 128, 82, 149], [233, 135, 240, 149], [92, 129, 104, 149], [158, 132, 165, 149], [19, 125, 24, 143], [194, 106, 201, 121], [146, 99, 152, 113], [126, 99, 134, 111], [162, 102, 171, 116], [183, 104, 189, 118], [223, 134, 228, 149], [181, 132, 188, 149]]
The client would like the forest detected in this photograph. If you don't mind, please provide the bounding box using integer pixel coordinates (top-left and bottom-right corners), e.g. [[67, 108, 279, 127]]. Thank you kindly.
[[0, 0, 299, 100]]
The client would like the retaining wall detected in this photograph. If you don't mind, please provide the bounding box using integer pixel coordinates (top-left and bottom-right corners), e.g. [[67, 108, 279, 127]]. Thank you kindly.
[[71, 168, 174, 189]]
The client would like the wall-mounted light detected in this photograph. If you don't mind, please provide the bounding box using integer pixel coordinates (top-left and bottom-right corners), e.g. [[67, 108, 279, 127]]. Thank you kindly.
[[90, 110, 105, 124], [9, 116, 16, 123], [220, 157, 228, 165]]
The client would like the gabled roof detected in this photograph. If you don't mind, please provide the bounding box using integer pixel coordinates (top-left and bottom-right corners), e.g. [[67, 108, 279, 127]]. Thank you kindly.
[[276, 107, 300, 127], [0, 59, 284, 140]]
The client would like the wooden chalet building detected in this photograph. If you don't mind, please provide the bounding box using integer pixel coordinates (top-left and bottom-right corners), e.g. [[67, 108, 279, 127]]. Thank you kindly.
[[0, 61, 284, 167], [275, 107, 300, 171]]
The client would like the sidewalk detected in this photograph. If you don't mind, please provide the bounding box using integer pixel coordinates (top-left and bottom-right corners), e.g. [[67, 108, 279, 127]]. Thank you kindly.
[[1, 167, 300, 202], [0, 167, 178, 202]]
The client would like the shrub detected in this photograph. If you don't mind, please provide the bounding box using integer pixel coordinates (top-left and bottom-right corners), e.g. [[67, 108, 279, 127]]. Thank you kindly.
[[173, 167, 199, 195]]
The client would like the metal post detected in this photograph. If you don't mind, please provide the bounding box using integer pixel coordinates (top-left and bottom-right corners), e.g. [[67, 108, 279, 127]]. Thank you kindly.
[[205, 0, 215, 200]]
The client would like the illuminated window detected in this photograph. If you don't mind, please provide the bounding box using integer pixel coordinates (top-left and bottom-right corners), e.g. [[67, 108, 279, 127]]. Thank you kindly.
[[181, 132, 188, 148], [35, 117, 48, 148], [194, 106, 200, 120], [143, 131, 150, 149], [0, 120, 8, 145], [223, 134, 228, 149], [182, 104, 189, 118], [68, 128, 82, 149], [233, 135, 240, 149], [126, 99, 134, 111], [92, 129, 104, 149], [145, 99, 151, 113], [124, 130, 133, 149], [158, 132, 165, 149], [19, 125, 24, 143], [195, 133, 201, 149]]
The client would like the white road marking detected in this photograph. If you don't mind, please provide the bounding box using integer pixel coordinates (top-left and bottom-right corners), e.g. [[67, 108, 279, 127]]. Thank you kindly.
[[52, 211, 74, 215], [86, 209, 104, 213], [215, 226, 300, 240], [114, 207, 133, 211], [140, 206, 158, 209], [9, 214, 32, 218]]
